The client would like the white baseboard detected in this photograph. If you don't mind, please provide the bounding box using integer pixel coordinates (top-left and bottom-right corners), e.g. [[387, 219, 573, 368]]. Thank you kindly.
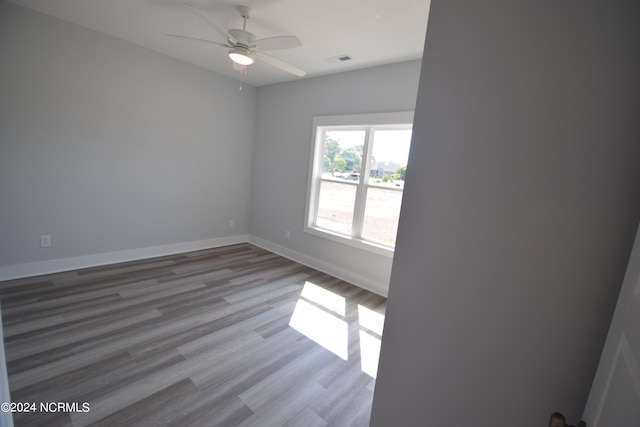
[[0, 235, 249, 281], [1, 235, 390, 298], [248, 235, 389, 297]]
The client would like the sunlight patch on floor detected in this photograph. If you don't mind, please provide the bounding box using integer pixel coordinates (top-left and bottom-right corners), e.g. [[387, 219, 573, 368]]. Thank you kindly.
[[289, 298, 348, 360], [289, 281, 385, 377], [357, 304, 384, 335], [358, 330, 381, 378], [300, 281, 346, 316], [357, 304, 384, 378]]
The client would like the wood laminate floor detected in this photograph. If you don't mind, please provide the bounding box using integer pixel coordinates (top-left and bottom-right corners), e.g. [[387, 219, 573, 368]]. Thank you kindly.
[[0, 244, 386, 427]]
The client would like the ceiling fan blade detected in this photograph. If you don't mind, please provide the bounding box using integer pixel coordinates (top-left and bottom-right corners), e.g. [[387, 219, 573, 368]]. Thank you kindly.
[[166, 34, 230, 48], [255, 52, 306, 77], [183, 3, 238, 45], [254, 36, 302, 51]]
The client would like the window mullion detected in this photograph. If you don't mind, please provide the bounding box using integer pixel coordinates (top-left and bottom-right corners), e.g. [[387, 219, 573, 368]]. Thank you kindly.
[[351, 128, 373, 238]]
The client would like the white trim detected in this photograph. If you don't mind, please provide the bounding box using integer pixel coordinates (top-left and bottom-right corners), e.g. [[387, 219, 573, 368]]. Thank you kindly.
[[593, 332, 640, 427], [248, 235, 389, 297], [0, 235, 249, 281], [303, 226, 394, 258], [311, 111, 415, 128]]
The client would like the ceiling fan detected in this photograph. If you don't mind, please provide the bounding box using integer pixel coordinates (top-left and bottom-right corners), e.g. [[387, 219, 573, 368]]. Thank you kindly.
[[168, 3, 306, 77]]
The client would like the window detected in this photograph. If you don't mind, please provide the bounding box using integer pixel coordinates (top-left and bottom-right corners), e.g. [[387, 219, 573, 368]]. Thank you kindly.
[[305, 112, 413, 255]]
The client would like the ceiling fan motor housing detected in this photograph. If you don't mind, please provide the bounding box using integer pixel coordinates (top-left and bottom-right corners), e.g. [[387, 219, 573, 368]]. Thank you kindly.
[[228, 29, 256, 49]]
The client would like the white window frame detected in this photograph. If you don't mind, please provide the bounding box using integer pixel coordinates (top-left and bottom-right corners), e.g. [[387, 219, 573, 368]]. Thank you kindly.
[[304, 111, 414, 256]]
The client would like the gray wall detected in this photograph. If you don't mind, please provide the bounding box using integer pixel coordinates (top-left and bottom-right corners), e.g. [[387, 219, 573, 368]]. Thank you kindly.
[[250, 61, 422, 295], [371, 0, 640, 425], [0, 2, 255, 267]]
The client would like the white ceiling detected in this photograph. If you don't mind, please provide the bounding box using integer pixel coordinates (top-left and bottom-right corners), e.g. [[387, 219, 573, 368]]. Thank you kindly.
[[7, 0, 430, 87]]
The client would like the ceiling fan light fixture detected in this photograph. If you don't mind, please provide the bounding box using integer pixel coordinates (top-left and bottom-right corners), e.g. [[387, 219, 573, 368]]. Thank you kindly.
[[228, 47, 254, 65]]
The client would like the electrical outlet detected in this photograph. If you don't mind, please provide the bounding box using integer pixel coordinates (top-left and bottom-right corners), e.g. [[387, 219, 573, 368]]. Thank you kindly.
[[229, 219, 235, 228], [285, 230, 291, 240], [40, 234, 51, 248]]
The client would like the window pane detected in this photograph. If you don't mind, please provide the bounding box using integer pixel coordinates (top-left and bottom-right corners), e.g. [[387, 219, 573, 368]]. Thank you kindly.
[[325, 130, 364, 182], [361, 187, 403, 245], [369, 130, 411, 185], [316, 181, 356, 235]]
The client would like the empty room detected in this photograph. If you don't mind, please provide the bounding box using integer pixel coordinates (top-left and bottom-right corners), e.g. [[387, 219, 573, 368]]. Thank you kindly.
[[2, 1, 640, 426]]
